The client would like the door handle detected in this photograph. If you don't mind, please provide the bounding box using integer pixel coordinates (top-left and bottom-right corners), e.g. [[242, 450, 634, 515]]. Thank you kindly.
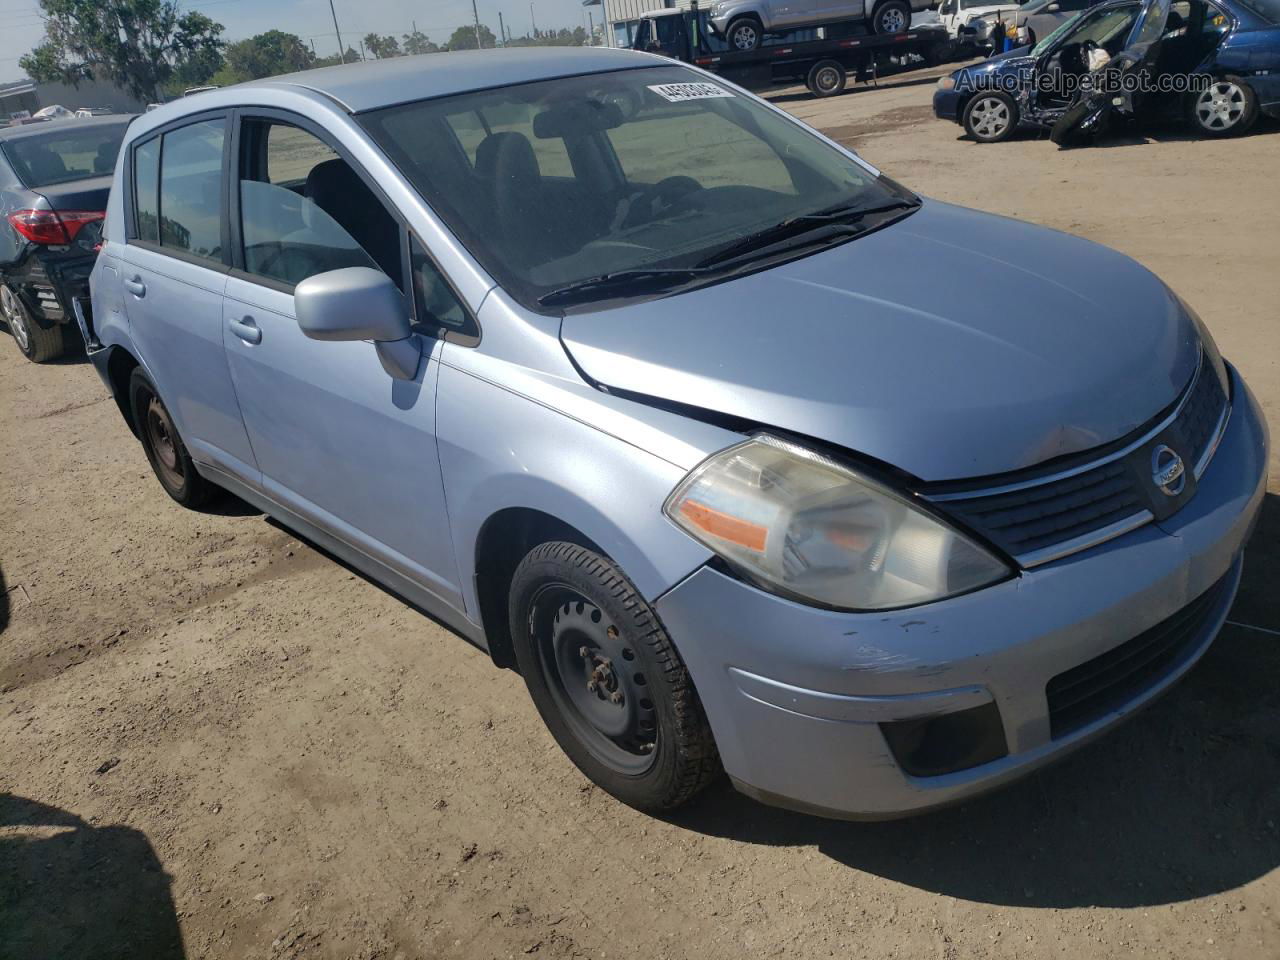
[[124, 276, 146, 297], [228, 315, 262, 345]]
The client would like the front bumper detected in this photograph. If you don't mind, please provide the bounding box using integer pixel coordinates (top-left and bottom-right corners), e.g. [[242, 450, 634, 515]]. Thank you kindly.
[[933, 85, 964, 122], [655, 365, 1268, 819]]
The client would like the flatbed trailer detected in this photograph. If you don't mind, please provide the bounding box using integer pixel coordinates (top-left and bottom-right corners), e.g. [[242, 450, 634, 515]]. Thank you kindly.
[[632, 9, 953, 98]]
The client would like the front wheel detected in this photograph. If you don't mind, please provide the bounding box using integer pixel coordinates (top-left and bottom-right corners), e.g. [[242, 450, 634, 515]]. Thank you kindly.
[[871, 0, 911, 34], [509, 541, 721, 812], [1, 284, 65, 363], [1188, 77, 1258, 138], [963, 91, 1019, 142], [726, 16, 763, 51]]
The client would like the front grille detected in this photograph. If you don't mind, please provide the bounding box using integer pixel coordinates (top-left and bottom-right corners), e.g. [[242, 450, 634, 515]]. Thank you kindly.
[[1173, 361, 1227, 469], [939, 459, 1145, 557], [925, 351, 1228, 566], [1046, 574, 1230, 739]]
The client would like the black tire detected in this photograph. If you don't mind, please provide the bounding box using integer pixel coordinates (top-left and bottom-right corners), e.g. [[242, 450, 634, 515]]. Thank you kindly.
[[871, 0, 911, 34], [1, 284, 66, 363], [806, 59, 847, 97], [128, 367, 217, 508], [963, 90, 1019, 142], [509, 541, 721, 812], [725, 16, 763, 52], [1187, 76, 1258, 138]]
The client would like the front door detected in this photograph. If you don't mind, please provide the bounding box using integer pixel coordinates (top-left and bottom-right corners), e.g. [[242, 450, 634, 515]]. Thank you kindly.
[[220, 112, 464, 612], [121, 114, 259, 480]]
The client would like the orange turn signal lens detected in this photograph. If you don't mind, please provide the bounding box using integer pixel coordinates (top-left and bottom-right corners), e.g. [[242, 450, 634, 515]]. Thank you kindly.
[[679, 499, 768, 553]]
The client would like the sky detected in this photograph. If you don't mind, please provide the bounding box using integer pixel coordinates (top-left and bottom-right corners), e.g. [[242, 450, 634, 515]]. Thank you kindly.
[[0, 0, 601, 81]]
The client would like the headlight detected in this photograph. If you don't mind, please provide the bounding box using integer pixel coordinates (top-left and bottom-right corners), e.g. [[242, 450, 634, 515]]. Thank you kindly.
[[937, 75, 956, 90], [665, 435, 1010, 610]]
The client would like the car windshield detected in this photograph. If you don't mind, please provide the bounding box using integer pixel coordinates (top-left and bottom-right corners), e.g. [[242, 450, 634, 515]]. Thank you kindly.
[[360, 65, 911, 311], [1, 123, 128, 187], [1031, 3, 1136, 51]]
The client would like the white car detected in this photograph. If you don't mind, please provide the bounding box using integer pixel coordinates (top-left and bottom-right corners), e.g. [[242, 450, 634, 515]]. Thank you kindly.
[[938, 0, 1025, 44]]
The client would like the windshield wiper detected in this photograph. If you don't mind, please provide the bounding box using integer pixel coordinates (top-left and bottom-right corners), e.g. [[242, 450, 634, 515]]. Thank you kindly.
[[696, 198, 919, 268], [536, 267, 707, 307]]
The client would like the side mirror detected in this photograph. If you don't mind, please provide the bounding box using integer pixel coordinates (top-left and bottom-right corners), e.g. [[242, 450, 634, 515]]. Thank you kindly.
[[1047, 3, 1059, 10], [295, 266, 420, 380]]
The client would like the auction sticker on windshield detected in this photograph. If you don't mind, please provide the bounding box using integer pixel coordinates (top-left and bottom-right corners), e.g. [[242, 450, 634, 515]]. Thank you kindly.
[[647, 82, 735, 102]]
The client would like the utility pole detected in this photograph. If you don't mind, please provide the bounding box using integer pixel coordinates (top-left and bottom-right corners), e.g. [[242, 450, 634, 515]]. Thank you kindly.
[[530, 2, 537, 37], [472, 0, 484, 47], [588, 10, 594, 43], [359, 38, 367, 60], [310, 37, 317, 56], [327, 0, 347, 62], [498, 11, 506, 46]]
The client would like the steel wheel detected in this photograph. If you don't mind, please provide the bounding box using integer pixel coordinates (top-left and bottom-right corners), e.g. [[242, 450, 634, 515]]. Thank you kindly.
[[530, 585, 658, 775], [144, 395, 186, 490], [1194, 81, 1246, 132], [1, 285, 31, 353]]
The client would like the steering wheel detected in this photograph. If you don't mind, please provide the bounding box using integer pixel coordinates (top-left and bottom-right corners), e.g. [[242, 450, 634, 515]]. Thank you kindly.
[[254, 244, 328, 284], [621, 176, 704, 230]]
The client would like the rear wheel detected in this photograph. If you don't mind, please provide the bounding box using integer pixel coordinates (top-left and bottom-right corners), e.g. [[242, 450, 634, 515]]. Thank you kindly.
[[1188, 77, 1258, 138], [871, 0, 911, 34], [726, 16, 763, 51], [509, 541, 721, 812], [129, 368, 217, 508], [1, 284, 65, 363], [963, 91, 1019, 142], [806, 59, 847, 97]]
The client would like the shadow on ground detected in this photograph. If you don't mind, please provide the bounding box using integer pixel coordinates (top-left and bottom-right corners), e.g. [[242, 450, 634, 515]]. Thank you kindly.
[[0, 795, 185, 960], [672, 493, 1280, 910], [0, 564, 9, 636]]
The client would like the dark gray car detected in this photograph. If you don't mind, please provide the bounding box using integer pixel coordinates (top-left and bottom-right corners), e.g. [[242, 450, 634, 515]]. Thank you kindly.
[[0, 115, 131, 362]]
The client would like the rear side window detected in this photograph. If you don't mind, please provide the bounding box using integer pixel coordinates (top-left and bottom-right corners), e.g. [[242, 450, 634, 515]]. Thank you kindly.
[[133, 138, 161, 244], [2, 125, 127, 187], [130, 117, 226, 262], [158, 118, 225, 261]]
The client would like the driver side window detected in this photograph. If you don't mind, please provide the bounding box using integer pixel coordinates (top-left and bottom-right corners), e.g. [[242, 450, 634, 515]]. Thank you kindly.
[[237, 119, 403, 290]]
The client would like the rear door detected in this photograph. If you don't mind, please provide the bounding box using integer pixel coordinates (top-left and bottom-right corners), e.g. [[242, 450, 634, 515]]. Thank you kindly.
[[220, 110, 464, 611], [121, 112, 259, 482]]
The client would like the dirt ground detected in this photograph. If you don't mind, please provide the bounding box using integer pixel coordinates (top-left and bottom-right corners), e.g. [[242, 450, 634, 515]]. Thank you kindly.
[[3, 64, 1279, 960]]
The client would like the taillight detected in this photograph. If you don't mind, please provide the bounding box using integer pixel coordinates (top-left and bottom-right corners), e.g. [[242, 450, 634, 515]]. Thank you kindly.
[[7, 208, 106, 245]]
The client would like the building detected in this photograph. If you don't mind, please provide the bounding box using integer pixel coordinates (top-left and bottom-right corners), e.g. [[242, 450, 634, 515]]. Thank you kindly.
[[1, 76, 145, 124], [582, 0, 691, 48]]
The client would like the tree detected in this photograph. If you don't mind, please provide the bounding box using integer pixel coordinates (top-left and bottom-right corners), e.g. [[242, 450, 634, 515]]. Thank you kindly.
[[402, 29, 440, 55], [19, 0, 224, 104], [362, 33, 402, 59], [314, 47, 361, 67], [216, 30, 313, 84], [446, 24, 497, 50]]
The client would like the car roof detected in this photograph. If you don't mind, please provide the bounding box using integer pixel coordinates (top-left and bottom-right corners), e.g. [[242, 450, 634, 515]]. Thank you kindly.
[[247, 47, 665, 113], [0, 113, 134, 142]]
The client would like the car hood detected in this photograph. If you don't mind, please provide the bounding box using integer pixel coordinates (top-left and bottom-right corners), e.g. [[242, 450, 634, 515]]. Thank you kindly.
[[559, 199, 1198, 482]]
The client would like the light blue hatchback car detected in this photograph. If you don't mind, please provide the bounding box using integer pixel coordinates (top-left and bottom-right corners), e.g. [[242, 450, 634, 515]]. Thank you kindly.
[[84, 47, 1267, 819]]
